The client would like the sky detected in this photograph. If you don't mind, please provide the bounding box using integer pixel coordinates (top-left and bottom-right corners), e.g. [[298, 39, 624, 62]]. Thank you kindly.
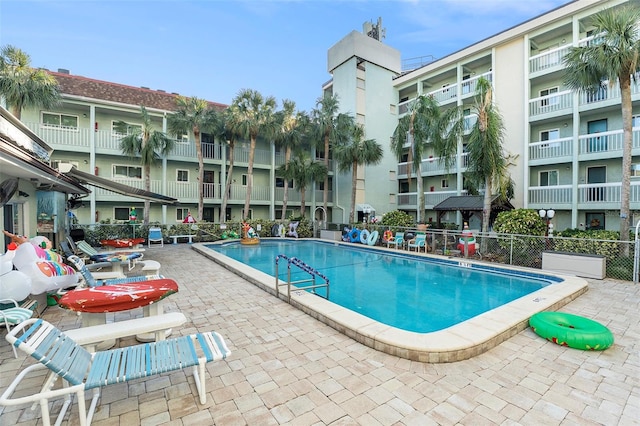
[[1, 0, 571, 112]]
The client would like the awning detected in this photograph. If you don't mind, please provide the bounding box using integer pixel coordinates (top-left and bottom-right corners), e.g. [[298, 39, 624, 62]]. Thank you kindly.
[[356, 204, 376, 212], [62, 165, 179, 205]]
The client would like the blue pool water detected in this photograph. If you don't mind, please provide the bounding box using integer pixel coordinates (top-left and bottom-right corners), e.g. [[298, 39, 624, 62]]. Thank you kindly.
[[208, 240, 561, 333]]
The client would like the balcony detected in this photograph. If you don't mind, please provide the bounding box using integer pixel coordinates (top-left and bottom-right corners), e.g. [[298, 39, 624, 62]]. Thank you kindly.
[[460, 72, 493, 99], [397, 190, 465, 210], [529, 45, 571, 75], [528, 181, 640, 209], [529, 90, 573, 118], [426, 83, 458, 105], [529, 137, 573, 164]]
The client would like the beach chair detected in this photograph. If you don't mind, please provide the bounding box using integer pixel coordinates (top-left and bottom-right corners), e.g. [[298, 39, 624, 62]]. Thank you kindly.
[[148, 227, 164, 248], [66, 255, 158, 288], [60, 241, 116, 273], [76, 240, 143, 271], [386, 232, 404, 249], [0, 299, 34, 357], [0, 318, 231, 426], [407, 233, 427, 252]]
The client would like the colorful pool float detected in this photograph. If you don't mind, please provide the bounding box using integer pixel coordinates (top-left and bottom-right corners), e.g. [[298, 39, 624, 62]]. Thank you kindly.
[[100, 238, 145, 248], [529, 311, 614, 351]]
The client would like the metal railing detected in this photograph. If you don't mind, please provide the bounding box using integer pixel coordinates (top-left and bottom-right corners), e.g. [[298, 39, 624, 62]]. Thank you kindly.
[[275, 254, 329, 302]]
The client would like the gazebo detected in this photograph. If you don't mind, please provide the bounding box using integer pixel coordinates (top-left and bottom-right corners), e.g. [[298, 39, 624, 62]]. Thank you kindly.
[[432, 195, 514, 228]]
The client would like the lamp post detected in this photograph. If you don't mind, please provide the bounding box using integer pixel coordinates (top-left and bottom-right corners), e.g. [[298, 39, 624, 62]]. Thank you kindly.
[[539, 209, 555, 249], [363, 206, 372, 224]]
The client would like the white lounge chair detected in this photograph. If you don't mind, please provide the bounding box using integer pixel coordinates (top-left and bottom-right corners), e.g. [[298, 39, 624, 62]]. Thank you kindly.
[[1, 318, 231, 425], [0, 299, 34, 357]]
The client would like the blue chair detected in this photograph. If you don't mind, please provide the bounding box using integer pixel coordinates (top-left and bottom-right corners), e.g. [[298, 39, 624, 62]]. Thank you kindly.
[[148, 227, 164, 248], [0, 299, 34, 358], [407, 233, 427, 252], [386, 232, 404, 249], [66, 255, 159, 288], [1, 318, 231, 425]]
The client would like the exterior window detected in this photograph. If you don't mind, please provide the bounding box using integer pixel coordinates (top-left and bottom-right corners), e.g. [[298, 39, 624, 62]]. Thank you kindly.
[[177, 169, 189, 182], [632, 164, 640, 177], [540, 129, 560, 148], [42, 112, 78, 129], [113, 165, 142, 179], [176, 133, 189, 143], [441, 179, 449, 188], [114, 207, 143, 221], [241, 209, 253, 220], [112, 121, 142, 136], [539, 170, 559, 186], [275, 177, 293, 188], [539, 87, 559, 108], [176, 208, 189, 221], [242, 174, 248, 186], [462, 74, 471, 94], [633, 115, 640, 128]]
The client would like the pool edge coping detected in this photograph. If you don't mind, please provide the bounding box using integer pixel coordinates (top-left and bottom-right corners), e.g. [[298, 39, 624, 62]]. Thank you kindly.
[[192, 240, 589, 363]]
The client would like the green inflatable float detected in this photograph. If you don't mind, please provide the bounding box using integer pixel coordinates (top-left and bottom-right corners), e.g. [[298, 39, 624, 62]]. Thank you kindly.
[[529, 311, 614, 351]]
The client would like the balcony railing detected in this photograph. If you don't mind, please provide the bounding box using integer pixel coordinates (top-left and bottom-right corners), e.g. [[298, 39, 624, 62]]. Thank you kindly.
[[529, 137, 573, 161], [427, 83, 458, 104], [529, 181, 640, 206], [529, 45, 571, 74], [460, 72, 492, 97], [529, 90, 573, 117]]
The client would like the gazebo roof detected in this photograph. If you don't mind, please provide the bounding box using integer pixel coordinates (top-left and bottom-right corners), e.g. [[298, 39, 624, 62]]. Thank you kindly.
[[433, 195, 514, 212]]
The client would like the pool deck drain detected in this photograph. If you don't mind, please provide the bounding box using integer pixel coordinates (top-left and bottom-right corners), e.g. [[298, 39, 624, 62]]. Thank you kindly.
[[195, 240, 589, 363]]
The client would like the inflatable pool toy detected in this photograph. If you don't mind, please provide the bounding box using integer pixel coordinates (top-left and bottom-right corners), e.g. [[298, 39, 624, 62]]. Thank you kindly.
[[100, 238, 145, 248], [12, 242, 78, 294], [367, 230, 379, 246], [182, 212, 196, 223], [360, 229, 370, 244], [349, 228, 361, 243], [241, 222, 260, 245], [0, 243, 32, 300], [383, 230, 394, 243], [58, 279, 179, 313], [288, 222, 299, 238], [221, 230, 239, 239], [457, 223, 476, 255], [529, 311, 614, 351], [271, 223, 285, 237]]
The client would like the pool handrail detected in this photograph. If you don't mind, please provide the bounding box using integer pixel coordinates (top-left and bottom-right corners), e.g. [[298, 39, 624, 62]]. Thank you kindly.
[[274, 254, 330, 302]]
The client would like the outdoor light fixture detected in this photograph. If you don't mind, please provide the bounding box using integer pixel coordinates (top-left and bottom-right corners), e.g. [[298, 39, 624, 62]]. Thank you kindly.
[[539, 209, 555, 241]]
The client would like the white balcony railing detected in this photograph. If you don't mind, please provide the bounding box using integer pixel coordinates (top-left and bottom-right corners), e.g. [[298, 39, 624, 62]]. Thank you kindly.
[[460, 72, 493, 97], [529, 45, 571, 74], [529, 90, 573, 117], [427, 83, 458, 104], [528, 185, 573, 205], [529, 136, 573, 160], [529, 182, 640, 206]]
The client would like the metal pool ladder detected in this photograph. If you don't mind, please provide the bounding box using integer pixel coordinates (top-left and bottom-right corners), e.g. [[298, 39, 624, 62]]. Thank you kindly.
[[275, 254, 330, 302]]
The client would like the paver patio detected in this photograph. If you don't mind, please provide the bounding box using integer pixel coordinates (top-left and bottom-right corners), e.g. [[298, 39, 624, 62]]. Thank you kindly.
[[0, 244, 638, 425]]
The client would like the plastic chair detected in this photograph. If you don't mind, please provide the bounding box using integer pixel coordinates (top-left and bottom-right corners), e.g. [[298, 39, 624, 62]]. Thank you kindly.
[[148, 227, 164, 248], [0, 299, 34, 358], [407, 233, 427, 252], [1, 318, 231, 425], [386, 232, 404, 249], [66, 255, 158, 288]]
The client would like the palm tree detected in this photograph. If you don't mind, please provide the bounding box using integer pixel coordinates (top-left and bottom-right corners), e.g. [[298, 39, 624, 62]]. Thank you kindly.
[[274, 99, 309, 221], [168, 96, 218, 221], [215, 105, 241, 223], [390, 95, 463, 222], [229, 89, 278, 220], [0, 45, 60, 119], [334, 123, 384, 224], [115, 106, 175, 225], [466, 77, 509, 236], [277, 153, 328, 217], [311, 94, 352, 219], [563, 4, 640, 252]]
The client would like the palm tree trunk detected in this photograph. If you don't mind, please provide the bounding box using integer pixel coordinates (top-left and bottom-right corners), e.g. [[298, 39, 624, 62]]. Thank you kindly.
[[244, 136, 257, 220], [300, 188, 306, 216], [281, 146, 291, 221], [417, 162, 424, 223], [620, 75, 632, 256], [143, 164, 151, 225], [9, 103, 22, 120], [350, 161, 357, 224], [481, 175, 492, 252], [220, 141, 235, 223], [323, 132, 329, 218], [194, 128, 204, 221]]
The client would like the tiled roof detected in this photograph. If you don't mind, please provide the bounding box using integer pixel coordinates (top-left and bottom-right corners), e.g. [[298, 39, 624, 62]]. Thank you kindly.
[[48, 71, 227, 112], [433, 195, 515, 211]]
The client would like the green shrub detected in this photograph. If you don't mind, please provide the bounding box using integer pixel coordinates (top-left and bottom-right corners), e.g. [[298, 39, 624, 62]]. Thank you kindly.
[[493, 209, 547, 235], [380, 210, 413, 228]]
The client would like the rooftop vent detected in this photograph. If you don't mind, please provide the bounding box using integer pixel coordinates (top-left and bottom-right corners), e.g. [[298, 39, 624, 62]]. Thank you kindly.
[[57, 68, 70, 74]]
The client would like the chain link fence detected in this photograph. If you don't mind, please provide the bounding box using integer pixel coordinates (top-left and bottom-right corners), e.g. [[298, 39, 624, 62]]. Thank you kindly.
[[397, 228, 635, 282]]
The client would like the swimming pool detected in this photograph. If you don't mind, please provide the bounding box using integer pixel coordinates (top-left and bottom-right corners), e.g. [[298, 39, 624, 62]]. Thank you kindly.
[[206, 240, 558, 333], [194, 239, 588, 362]]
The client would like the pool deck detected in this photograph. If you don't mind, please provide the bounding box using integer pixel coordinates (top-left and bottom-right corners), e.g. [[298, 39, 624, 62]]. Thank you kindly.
[[1, 243, 638, 425]]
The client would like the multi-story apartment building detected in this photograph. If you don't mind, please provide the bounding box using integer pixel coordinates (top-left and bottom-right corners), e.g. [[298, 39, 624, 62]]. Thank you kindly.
[[327, 0, 638, 232], [19, 72, 334, 225], [14, 0, 638, 232]]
